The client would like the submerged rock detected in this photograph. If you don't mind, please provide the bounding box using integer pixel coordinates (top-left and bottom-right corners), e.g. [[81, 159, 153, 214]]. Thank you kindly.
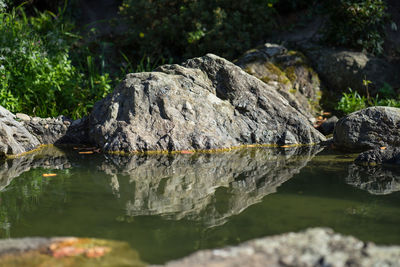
[[236, 43, 321, 122], [160, 228, 400, 267], [0, 237, 145, 267], [346, 163, 400, 195], [355, 147, 400, 166], [0, 106, 40, 157], [333, 107, 400, 151], [89, 54, 325, 153], [100, 146, 321, 227]]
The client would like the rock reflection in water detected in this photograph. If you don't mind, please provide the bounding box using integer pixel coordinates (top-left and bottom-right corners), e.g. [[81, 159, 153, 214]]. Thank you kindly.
[[0, 146, 71, 191], [346, 164, 400, 195], [100, 146, 322, 227]]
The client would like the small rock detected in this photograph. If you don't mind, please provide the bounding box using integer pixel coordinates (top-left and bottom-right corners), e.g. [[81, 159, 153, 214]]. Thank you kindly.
[[319, 116, 338, 135], [15, 113, 31, 121], [333, 107, 400, 151]]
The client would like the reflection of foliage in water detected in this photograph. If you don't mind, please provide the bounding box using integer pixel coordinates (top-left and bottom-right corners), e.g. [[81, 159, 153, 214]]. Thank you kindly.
[[0, 168, 72, 238]]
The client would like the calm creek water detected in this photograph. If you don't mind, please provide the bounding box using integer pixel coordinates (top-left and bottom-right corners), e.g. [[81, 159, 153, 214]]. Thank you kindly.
[[0, 146, 399, 264]]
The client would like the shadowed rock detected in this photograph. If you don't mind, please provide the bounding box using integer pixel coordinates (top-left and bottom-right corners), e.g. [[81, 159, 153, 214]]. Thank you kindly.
[[333, 107, 400, 151], [89, 54, 325, 153], [159, 228, 400, 267], [100, 146, 322, 227], [346, 163, 400, 195]]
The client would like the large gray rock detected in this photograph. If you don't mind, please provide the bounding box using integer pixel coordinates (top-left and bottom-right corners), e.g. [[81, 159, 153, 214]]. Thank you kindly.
[[100, 146, 321, 227], [333, 107, 400, 151], [159, 228, 400, 267], [0, 106, 40, 157], [89, 54, 325, 153], [302, 45, 400, 95], [236, 43, 322, 123]]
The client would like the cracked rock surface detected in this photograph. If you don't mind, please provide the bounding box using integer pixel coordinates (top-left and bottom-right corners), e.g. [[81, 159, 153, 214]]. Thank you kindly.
[[89, 54, 325, 152]]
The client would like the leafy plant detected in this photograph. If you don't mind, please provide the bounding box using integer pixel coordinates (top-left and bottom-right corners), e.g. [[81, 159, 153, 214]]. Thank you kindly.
[[323, 0, 389, 54], [336, 88, 367, 114], [0, 6, 112, 119]]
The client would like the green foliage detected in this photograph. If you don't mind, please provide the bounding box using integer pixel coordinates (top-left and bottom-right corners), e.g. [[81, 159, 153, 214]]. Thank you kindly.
[[119, 0, 278, 62], [323, 0, 389, 54], [0, 6, 112, 119], [336, 88, 367, 114], [337, 85, 400, 114]]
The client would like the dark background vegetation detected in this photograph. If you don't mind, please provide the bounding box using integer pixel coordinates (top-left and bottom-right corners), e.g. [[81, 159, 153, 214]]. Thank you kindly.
[[0, 0, 398, 118]]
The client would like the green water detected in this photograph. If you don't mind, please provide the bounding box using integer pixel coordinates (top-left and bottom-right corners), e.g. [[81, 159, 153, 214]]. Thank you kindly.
[[0, 146, 399, 264]]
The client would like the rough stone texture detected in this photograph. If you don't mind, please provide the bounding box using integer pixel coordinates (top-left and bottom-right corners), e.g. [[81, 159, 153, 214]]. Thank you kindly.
[[0, 146, 70, 191], [319, 115, 339, 136], [100, 146, 321, 227], [236, 43, 321, 123], [0, 106, 40, 157], [159, 228, 400, 267], [355, 147, 400, 166], [20, 115, 89, 145], [333, 107, 400, 151], [346, 163, 400, 195], [301, 45, 400, 95], [89, 54, 325, 153]]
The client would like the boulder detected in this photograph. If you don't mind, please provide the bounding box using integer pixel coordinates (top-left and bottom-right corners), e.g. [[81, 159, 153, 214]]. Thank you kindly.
[[236, 43, 321, 122], [161, 228, 400, 267], [302, 45, 400, 95], [89, 54, 325, 153], [333, 107, 400, 151], [0, 106, 40, 157], [355, 147, 400, 166]]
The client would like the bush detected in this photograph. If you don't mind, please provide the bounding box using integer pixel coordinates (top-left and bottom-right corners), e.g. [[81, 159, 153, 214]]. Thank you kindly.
[[0, 6, 112, 119], [119, 0, 278, 62], [323, 0, 389, 54]]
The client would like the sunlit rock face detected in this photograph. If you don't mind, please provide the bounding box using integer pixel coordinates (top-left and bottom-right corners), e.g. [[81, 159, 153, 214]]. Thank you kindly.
[[346, 164, 400, 195], [100, 146, 322, 227], [89, 54, 325, 153], [0, 147, 70, 191]]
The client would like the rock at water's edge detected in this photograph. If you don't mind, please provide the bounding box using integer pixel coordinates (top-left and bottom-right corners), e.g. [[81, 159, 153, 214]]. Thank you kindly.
[[89, 54, 325, 152], [159, 228, 400, 267], [333, 106, 400, 151], [0, 106, 40, 157]]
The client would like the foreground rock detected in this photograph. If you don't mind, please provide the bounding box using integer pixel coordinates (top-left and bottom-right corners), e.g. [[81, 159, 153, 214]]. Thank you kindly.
[[236, 43, 321, 123], [100, 146, 321, 227], [160, 228, 400, 267], [346, 163, 400, 195], [0, 107, 40, 157], [89, 54, 325, 153], [0, 237, 144, 267], [333, 107, 400, 151]]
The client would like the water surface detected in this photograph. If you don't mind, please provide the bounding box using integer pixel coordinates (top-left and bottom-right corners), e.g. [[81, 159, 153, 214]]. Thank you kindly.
[[0, 146, 399, 264]]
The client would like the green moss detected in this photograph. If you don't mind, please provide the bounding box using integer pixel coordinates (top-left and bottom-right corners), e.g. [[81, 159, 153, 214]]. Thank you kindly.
[[284, 66, 297, 82], [263, 62, 291, 85]]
